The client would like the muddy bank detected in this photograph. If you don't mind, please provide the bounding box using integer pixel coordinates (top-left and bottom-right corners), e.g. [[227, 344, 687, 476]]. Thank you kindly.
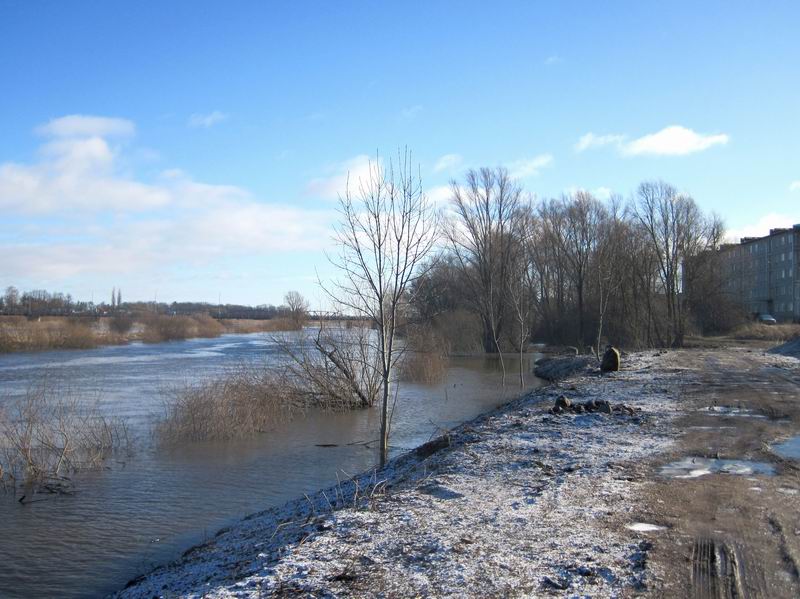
[[117, 351, 682, 597]]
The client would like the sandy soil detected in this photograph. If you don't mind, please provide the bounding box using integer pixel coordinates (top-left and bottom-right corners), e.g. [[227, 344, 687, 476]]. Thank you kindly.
[[115, 346, 800, 598]]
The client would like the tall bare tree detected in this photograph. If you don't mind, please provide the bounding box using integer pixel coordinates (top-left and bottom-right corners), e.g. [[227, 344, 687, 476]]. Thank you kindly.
[[446, 167, 523, 354], [631, 181, 719, 346], [324, 150, 437, 466]]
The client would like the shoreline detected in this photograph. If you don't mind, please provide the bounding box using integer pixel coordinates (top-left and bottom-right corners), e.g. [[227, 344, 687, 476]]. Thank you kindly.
[[116, 350, 682, 597]]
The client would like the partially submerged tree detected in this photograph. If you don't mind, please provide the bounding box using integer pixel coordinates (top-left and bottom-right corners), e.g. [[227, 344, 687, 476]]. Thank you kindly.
[[323, 150, 437, 466]]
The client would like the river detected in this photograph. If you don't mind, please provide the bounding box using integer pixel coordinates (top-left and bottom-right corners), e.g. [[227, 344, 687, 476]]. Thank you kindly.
[[0, 331, 543, 598]]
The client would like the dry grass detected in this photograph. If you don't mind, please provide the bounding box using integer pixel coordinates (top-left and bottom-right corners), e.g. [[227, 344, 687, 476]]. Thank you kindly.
[[732, 322, 800, 341], [0, 316, 99, 353], [218, 318, 301, 334], [0, 386, 130, 491], [155, 366, 303, 444], [140, 313, 224, 343]]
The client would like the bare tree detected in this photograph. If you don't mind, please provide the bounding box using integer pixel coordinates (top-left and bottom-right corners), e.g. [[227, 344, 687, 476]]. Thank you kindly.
[[323, 150, 437, 466], [506, 207, 537, 387], [284, 291, 309, 328], [446, 167, 523, 354], [631, 181, 719, 346]]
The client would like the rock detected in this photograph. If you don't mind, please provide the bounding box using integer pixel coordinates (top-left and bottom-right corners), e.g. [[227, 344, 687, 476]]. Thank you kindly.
[[555, 396, 572, 410], [601, 345, 621, 372], [598, 401, 612, 414], [574, 404, 585, 414]]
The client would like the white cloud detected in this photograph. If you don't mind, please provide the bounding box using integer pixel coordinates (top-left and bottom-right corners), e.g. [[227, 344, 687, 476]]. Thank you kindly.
[[426, 185, 452, 207], [574, 132, 625, 152], [564, 186, 613, 200], [575, 126, 729, 156], [790, 181, 800, 191], [0, 115, 334, 283], [400, 105, 423, 121], [306, 154, 379, 200], [507, 154, 553, 179], [433, 153, 463, 173], [544, 55, 562, 66], [725, 213, 796, 244], [36, 115, 135, 138], [188, 110, 229, 128], [622, 125, 729, 156]]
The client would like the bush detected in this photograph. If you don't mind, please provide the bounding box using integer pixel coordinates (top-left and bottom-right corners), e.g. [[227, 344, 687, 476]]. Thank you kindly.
[[0, 386, 129, 490], [155, 366, 300, 443], [109, 314, 134, 335], [398, 326, 448, 383], [432, 309, 483, 354], [732, 323, 800, 342]]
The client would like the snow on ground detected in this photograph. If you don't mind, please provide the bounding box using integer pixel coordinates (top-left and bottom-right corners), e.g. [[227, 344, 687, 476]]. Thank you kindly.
[[117, 351, 686, 598]]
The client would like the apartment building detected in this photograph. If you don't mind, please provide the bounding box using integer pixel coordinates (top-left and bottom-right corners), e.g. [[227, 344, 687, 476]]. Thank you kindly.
[[717, 224, 800, 322]]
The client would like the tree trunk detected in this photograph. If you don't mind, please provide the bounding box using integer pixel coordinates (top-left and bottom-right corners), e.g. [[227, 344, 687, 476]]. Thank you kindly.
[[379, 375, 390, 467]]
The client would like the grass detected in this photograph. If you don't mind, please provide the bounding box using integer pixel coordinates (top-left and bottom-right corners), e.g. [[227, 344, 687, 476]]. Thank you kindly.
[[731, 322, 800, 342], [218, 317, 301, 334]]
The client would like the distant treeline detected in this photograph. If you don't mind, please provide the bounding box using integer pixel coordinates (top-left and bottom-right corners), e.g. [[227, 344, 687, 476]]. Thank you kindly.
[[0, 287, 313, 321]]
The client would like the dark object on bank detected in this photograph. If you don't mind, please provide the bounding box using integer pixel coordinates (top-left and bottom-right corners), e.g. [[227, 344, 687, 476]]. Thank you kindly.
[[549, 396, 638, 416], [600, 345, 620, 372]]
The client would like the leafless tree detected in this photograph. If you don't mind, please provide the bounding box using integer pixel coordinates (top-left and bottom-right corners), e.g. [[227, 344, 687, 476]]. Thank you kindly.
[[631, 181, 720, 346], [323, 150, 437, 466], [284, 291, 310, 328], [446, 167, 523, 354]]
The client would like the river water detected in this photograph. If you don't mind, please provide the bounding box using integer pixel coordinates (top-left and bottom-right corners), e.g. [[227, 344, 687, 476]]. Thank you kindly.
[[0, 332, 543, 598]]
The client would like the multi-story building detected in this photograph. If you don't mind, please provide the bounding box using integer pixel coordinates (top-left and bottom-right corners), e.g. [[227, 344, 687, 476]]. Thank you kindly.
[[718, 224, 800, 322]]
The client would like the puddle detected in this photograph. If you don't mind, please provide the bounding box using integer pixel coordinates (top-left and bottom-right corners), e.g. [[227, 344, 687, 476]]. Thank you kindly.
[[700, 406, 766, 418], [626, 523, 667, 532], [660, 457, 775, 479], [772, 436, 800, 460]]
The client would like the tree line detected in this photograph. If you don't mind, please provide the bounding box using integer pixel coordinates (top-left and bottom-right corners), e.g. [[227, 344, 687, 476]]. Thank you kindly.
[[408, 168, 736, 354]]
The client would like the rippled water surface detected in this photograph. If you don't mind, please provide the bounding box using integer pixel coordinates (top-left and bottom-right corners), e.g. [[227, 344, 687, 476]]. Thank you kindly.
[[0, 332, 543, 598]]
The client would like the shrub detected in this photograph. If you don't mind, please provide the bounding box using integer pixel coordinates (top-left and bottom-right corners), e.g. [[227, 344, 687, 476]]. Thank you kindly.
[[0, 386, 129, 491], [732, 323, 800, 342], [398, 326, 448, 383], [109, 314, 134, 335], [155, 366, 300, 443]]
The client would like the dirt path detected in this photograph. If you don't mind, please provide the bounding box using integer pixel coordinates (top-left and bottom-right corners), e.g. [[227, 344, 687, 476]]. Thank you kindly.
[[641, 348, 800, 598]]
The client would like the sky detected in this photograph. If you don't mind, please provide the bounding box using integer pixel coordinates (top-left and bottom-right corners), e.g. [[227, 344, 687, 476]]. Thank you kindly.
[[1, 1, 798, 307]]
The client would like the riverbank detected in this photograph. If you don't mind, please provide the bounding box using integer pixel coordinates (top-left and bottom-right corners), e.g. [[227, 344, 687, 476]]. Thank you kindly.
[[117, 344, 800, 597], [117, 350, 688, 597], [0, 315, 300, 353]]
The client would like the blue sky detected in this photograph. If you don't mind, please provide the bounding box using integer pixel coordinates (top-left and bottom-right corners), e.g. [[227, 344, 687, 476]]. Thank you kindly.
[[1, 1, 798, 306]]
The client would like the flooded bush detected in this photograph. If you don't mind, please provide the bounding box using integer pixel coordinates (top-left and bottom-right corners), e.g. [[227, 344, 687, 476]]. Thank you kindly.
[[398, 326, 448, 384], [0, 386, 130, 491], [432, 309, 483, 354], [155, 366, 303, 443]]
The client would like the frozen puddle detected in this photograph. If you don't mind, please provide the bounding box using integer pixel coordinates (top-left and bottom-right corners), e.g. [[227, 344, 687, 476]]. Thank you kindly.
[[700, 406, 766, 418], [626, 523, 667, 533], [661, 457, 775, 479], [772, 435, 800, 460]]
